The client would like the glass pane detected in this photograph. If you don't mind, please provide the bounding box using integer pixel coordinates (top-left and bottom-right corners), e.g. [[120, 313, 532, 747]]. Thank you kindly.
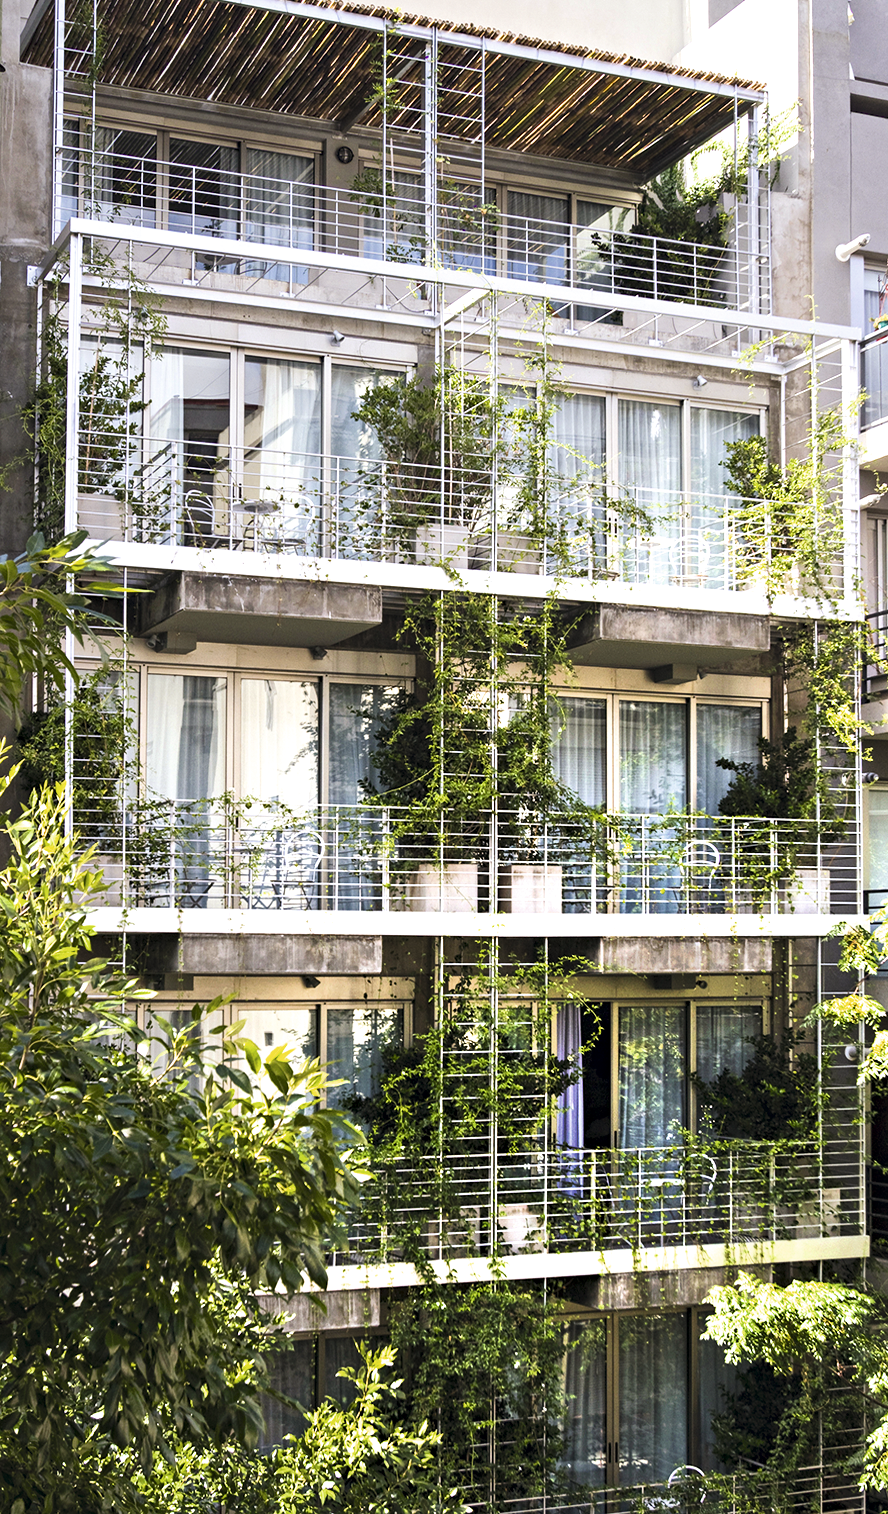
[[259, 1340, 314, 1448], [690, 409, 759, 587], [696, 704, 761, 814], [324, 1336, 367, 1406], [232, 1004, 318, 1067], [439, 180, 496, 274], [328, 683, 400, 806], [245, 148, 314, 250], [696, 1004, 762, 1087], [330, 365, 401, 460], [618, 399, 681, 496], [92, 127, 156, 224], [146, 674, 226, 800], [552, 697, 606, 807], [698, 1329, 739, 1473], [619, 1004, 686, 1148], [563, 1321, 607, 1490], [242, 358, 322, 538], [362, 170, 424, 261], [690, 407, 758, 498], [326, 1002, 403, 1110], [507, 191, 570, 284], [619, 1313, 688, 1484], [239, 679, 319, 809], [620, 701, 686, 813], [169, 137, 240, 240], [868, 790, 888, 891]]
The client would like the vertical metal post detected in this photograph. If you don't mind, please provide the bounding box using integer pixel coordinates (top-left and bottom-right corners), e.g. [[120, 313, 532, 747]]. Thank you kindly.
[[423, 29, 438, 266], [63, 233, 83, 844], [52, 0, 67, 238], [748, 104, 761, 317]]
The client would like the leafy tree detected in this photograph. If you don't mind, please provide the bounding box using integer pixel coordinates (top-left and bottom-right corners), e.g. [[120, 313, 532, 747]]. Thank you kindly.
[[0, 773, 366, 1511]]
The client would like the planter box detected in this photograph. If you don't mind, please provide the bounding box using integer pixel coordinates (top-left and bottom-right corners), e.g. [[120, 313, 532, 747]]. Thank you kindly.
[[414, 524, 471, 569], [497, 1203, 545, 1253], [787, 867, 831, 915], [495, 531, 541, 575], [406, 862, 478, 912], [499, 863, 562, 914], [425, 1206, 482, 1258], [78, 492, 125, 540]]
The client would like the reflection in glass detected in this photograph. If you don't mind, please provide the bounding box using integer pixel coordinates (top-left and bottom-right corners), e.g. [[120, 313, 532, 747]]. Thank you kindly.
[[326, 1002, 403, 1111], [507, 191, 570, 285], [618, 1004, 686, 1149], [690, 408, 758, 587], [239, 679, 319, 809], [169, 137, 240, 244], [146, 674, 227, 800], [244, 147, 314, 281], [149, 348, 231, 544], [618, 400, 682, 583], [620, 701, 686, 813], [696, 703, 761, 815], [243, 357, 322, 547], [696, 1004, 761, 1087]]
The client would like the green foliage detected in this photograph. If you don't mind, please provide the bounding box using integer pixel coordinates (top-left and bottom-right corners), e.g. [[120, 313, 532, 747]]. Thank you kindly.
[[17, 664, 132, 831], [0, 530, 117, 721], [716, 726, 826, 822], [135, 1345, 465, 1514], [710, 1359, 803, 1471], [811, 909, 888, 1083], [389, 1281, 567, 1512], [0, 777, 366, 1510], [693, 1032, 819, 1141]]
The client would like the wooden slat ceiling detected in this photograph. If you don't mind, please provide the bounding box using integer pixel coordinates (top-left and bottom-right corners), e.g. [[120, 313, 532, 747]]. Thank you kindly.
[[22, 0, 764, 178]]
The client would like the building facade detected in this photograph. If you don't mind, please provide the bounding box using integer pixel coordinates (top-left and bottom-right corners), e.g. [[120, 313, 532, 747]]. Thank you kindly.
[[0, 0, 882, 1507]]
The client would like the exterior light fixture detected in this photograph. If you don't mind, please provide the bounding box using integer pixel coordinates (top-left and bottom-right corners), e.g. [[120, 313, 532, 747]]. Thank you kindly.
[[692, 374, 707, 388], [835, 233, 870, 261], [330, 329, 345, 344]]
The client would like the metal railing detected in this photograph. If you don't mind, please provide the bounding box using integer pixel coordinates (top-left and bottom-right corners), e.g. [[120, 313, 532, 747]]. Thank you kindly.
[[57, 145, 771, 312], [80, 802, 859, 915], [75, 427, 850, 594], [863, 608, 888, 700], [332, 1134, 864, 1266]]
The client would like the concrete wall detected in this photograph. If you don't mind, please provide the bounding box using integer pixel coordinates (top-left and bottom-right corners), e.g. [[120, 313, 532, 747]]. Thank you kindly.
[[852, 113, 888, 261], [850, 0, 888, 85], [0, 0, 51, 557]]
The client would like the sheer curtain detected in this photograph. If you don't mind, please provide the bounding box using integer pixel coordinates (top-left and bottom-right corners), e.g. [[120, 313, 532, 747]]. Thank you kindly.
[[239, 678, 319, 810], [146, 674, 226, 800], [619, 1314, 688, 1483], [331, 367, 402, 557], [329, 683, 399, 909], [562, 1322, 607, 1489], [507, 191, 570, 284], [243, 356, 322, 540], [551, 393, 607, 569], [696, 1004, 761, 1086], [620, 701, 686, 813], [326, 1003, 403, 1109], [556, 1002, 584, 1150], [245, 147, 314, 281], [696, 703, 761, 815], [618, 1004, 686, 1149], [363, 170, 424, 262], [618, 400, 681, 583], [552, 697, 606, 806], [690, 408, 758, 587]]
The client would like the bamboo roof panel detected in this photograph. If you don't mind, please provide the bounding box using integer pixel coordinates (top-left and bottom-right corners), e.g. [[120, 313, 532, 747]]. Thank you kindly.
[[22, 0, 765, 177]]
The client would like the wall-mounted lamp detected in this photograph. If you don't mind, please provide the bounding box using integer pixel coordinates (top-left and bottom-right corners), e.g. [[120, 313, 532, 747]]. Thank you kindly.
[[691, 374, 708, 389], [844, 1042, 860, 1063], [836, 233, 870, 262], [301, 975, 321, 989], [330, 329, 346, 345], [309, 646, 328, 660]]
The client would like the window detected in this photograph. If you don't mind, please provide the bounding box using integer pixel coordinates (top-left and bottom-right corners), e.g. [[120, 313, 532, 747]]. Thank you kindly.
[[573, 1000, 764, 1154], [563, 1308, 736, 1492], [229, 998, 406, 1110]]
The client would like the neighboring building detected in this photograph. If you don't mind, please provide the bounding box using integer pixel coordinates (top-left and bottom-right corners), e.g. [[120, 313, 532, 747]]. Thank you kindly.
[[0, 0, 881, 1506]]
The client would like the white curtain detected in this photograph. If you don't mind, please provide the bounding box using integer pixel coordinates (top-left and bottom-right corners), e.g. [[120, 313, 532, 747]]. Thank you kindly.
[[363, 169, 424, 262], [868, 790, 888, 891], [619, 1313, 688, 1483], [245, 148, 314, 251], [556, 1002, 584, 1149], [618, 400, 681, 582], [562, 1322, 607, 1489], [328, 683, 399, 805], [507, 191, 570, 284], [331, 366, 397, 460], [696, 703, 761, 814], [690, 408, 758, 586], [552, 697, 606, 806], [620, 700, 686, 813], [146, 674, 226, 800], [696, 1004, 761, 1086], [242, 356, 322, 524], [239, 679, 319, 811], [618, 1004, 686, 1149]]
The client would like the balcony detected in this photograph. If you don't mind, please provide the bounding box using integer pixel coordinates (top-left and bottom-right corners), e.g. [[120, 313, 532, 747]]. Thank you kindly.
[[330, 1134, 864, 1274], [860, 331, 888, 470], [81, 801, 859, 928], [75, 429, 850, 603], [55, 145, 769, 320]]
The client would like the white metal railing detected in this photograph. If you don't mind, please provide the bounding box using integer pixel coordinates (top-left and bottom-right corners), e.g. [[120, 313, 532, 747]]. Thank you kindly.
[[56, 145, 771, 313], [75, 428, 849, 594], [862, 330, 888, 430], [79, 802, 859, 916], [333, 1134, 864, 1264]]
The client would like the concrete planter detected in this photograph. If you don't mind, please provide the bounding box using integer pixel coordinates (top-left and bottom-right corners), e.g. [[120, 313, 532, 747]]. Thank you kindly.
[[414, 523, 471, 569], [787, 867, 831, 914], [499, 863, 562, 914], [78, 492, 125, 540], [495, 531, 541, 574], [406, 861, 478, 912], [497, 1203, 545, 1253]]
